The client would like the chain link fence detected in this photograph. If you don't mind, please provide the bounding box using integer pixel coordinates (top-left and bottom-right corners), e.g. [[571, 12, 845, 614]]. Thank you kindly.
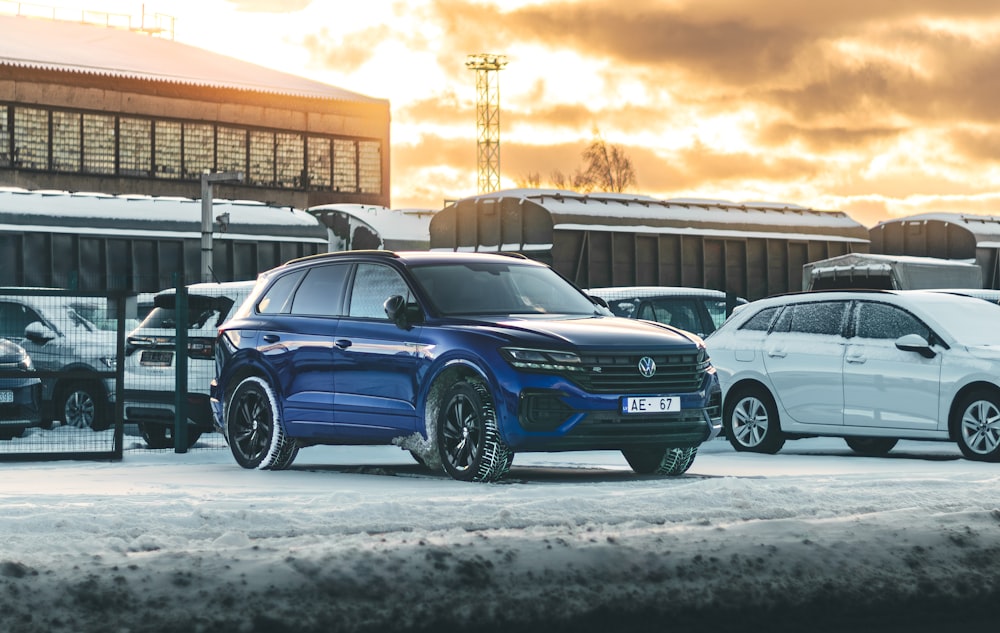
[[0, 278, 244, 460], [0, 288, 125, 460]]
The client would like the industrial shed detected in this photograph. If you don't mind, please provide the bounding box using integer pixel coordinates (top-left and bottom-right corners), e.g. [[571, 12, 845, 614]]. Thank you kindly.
[[429, 189, 870, 300], [308, 204, 432, 252], [869, 213, 1000, 289], [0, 10, 390, 209]]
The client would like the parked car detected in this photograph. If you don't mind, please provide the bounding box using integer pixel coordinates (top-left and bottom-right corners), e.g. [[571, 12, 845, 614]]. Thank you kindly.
[[211, 251, 722, 481], [587, 286, 747, 337], [0, 337, 42, 439], [124, 281, 256, 449], [0, 294, 117, 430], [706, 289, 1000, 461]]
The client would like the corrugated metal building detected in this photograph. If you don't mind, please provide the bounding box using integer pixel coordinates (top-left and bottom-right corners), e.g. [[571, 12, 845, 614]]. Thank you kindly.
[[0, 187, 329, 291], [869, 213, 1000, 289], [0, 11, 390, 209], [430, 189, 870, 300]]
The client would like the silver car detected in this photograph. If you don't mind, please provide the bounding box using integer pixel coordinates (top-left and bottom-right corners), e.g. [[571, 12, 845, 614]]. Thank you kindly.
[[706, 290, 1000, 461]]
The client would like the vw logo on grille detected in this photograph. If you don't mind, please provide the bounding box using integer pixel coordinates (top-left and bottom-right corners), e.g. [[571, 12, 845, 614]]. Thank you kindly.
[[637, 356, 657, 378]]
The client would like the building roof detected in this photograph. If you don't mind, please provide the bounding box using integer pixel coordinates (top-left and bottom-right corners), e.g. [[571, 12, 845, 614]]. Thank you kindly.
[[0, 187, 329, 243], [432, 190, 870, 253], [0, 14, 386, 104], [873, 212, 1000, 242]]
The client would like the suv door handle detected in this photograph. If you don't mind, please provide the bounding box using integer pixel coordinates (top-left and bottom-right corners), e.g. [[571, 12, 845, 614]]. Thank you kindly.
[[335, 339, 352, 349], [766, 349, 786, 358], [263, 334, 280, 343]]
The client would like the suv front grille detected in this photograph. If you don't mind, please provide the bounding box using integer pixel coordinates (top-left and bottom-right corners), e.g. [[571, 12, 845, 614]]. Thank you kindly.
[[572, 351, 709, 394]]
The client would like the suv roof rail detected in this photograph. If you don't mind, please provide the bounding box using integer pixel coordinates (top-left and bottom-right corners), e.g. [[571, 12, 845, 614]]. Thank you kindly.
[[285, 250, 399, 266]]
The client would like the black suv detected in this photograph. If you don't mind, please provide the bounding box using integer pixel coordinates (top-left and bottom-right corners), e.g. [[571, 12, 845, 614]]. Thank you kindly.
[[211, 251, 722, 482]]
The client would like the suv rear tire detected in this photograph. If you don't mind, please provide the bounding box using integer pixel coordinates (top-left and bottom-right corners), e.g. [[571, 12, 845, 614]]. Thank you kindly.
[[226, 377, 298, 470], [139, 422, 202, 450]]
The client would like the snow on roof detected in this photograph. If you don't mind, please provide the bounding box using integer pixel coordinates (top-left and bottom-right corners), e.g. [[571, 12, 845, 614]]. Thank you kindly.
[[454, 189, 866, 234], [308, 204, 432, 241], [874, 212, 1000, 239], [586, 286, 731, 299], [554, 223, 868, 244], [0, 14, 386, 104], [807, 252, 980, 268], [0, 187, 328, 242]]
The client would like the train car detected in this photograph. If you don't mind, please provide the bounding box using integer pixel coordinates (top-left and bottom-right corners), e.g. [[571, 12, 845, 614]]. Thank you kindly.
[[0, 187, 329, 292]]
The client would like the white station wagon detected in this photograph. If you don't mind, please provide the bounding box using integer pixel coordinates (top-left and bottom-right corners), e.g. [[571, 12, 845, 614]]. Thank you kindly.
[[705, 289, 1000, 461]]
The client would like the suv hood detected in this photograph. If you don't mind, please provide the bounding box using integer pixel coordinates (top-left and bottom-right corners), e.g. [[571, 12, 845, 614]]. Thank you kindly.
[[458, 315, 702, 351]]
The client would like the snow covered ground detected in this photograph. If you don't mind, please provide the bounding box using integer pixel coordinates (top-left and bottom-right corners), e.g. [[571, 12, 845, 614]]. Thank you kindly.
[[1, 434, 998, 633]]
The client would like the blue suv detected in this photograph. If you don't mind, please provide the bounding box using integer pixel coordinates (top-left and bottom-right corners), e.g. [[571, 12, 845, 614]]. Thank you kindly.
[[211, 251, 721, 482]]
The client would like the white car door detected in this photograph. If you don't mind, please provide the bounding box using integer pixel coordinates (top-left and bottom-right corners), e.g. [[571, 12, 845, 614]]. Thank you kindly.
[[843, 300, 942, 430], [762, 300, 848, 427]]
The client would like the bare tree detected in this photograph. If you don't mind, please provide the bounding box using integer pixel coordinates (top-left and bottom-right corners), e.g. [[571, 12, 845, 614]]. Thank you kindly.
[[515, 171, 542, 188], [517, 132, 637, 193], [581, 135, 636, 193]]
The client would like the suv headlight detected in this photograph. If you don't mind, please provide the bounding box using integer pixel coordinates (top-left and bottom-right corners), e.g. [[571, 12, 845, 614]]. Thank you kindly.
[[500, 347, 585, 373]]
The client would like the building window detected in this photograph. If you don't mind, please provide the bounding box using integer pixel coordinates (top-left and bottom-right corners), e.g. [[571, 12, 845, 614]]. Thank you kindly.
[[276, 132, 304, 188], [249, 130, 275, 186], [154, 120, 181, 179], [0, 105, 10, 167], [52, 111, 82, 172], [307, 136, 331, 188], [183, 122, 214, 178], [0, 103, 384, 197], [120, 117, 152, 177], [13, 107, 49, 169], [217, 126, 246, 175], [82, 113, 115, 175], [333, 138, 357, 192], [358, 140, 381, 194]]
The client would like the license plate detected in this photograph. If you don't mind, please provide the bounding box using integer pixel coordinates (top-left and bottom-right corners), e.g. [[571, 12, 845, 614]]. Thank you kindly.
[[140, 350, 173, 367], [621, 395, 680, 414], [0, 390, 12, 404]]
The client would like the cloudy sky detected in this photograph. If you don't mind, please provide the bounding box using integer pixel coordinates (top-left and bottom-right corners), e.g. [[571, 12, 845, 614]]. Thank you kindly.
[[33, 0, 1000, 225]]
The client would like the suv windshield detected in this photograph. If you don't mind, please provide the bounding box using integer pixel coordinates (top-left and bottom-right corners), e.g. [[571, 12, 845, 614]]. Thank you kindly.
[[410, 262, 599, 316]]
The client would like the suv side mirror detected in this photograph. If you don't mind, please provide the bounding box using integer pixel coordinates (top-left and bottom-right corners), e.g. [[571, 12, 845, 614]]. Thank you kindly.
[[24, 321, 57, 343], [895, 333, 936, 359], [384, 295, 418, 330]]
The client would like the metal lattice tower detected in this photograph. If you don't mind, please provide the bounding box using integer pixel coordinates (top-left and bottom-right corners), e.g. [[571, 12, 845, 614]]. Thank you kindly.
[[466, 53, 508, 194]]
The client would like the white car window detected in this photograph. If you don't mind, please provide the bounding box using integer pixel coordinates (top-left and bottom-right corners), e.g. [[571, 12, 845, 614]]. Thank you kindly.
[[773, 301, 848, 336], [855, 302, 929, 340]]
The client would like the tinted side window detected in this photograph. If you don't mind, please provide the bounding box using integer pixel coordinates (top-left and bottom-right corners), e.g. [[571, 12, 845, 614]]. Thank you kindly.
[[740, 306, 779, 331], [290, 265, 349, 316], [856, 302, 929, 340], [257, 270, 305, 315], [347, 263, 409, 319], [774, 301, 848, 335]]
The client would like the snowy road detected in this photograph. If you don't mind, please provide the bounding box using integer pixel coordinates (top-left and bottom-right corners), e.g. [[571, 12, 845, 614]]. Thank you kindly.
[[1, 436, 998, 633]]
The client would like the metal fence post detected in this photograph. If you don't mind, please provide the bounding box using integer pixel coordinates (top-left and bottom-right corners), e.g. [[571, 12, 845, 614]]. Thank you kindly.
[[173, 274, 189, 453]]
